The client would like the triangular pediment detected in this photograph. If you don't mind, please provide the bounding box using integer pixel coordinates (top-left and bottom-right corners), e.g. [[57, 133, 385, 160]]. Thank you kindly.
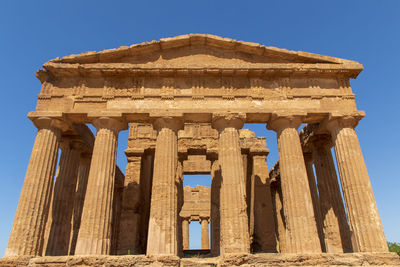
[[46, 34, 361, 69]]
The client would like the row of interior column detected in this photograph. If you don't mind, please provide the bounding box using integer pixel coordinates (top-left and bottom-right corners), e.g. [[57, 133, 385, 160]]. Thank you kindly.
[[5, 117, 124, 256], [268, 115, 387, 253], [181, 217, 210, 250], [5, 114, 388, 257]]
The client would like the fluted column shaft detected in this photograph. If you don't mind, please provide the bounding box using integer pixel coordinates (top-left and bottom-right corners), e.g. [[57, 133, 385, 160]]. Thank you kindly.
[[212, 113, 250, 255], [46, 139, 82, 256], [182, 219, 189, 250], [118, 154, 143, 255], [303, 153, 325, 252], [111, 170, 124, 255], [271, 182, 286, 253], [139, 154, 154, 253], [328, 119, 387, 252], [268, 116, 321, 253], [6, 118, 62, 256], [210, 160, 221, 256], [69, 154, 91, 255], [201, 218, 210, 250], [252, 154, 277, 252], [146, 117, 183, 256], [75, 117, 124, 255], [312, 139, 352, 253]]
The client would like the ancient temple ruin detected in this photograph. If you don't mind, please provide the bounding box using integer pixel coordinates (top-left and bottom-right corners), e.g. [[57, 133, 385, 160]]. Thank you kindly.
[[2, 34, 399, 266]]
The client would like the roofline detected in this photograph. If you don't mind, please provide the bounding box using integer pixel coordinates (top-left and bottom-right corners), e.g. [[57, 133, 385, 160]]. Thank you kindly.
[[47, 34, 361, 66]]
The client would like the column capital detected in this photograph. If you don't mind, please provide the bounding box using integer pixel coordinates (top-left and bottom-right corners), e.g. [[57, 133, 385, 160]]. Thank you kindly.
[[125, 148, 145, 159], [60, 137, 89, 152], [80, 152, 92, 164], [92, 117, 127, 133], [302, 133, 333, 153], [32, 117, 69, 133], [182, 216, 191, 222], [151, 117, 184, 133], [249, 148, 269, 157], [323, 111, 365, 134], [206, 149, 219, 162], [266, 113, 305, 133], [200, 216, 210, 223], [211, 112, 245, 132], [303, 152, 313, 163], [309, 134, 333, 150]]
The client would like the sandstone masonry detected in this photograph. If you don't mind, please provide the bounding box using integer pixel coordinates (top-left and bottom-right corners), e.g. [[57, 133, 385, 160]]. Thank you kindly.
[[2, 34, 398, 267]]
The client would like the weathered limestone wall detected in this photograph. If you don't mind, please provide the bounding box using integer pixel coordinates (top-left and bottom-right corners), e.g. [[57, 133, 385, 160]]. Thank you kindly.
[[180, 185, 211, 220], [180, 185, 211, 250]]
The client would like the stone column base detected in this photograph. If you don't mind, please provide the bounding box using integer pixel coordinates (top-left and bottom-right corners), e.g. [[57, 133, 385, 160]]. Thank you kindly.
[[1, 253, 399, 266]]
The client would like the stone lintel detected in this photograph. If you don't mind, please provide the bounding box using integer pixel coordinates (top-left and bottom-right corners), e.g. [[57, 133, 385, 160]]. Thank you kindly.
[[40, 65, 363, 81], [183, 155, 211, 174], [28, 111, 359, 126]]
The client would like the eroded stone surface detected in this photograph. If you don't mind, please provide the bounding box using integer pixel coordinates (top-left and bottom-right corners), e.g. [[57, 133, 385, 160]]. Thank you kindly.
[[1, 253, 400, 267]]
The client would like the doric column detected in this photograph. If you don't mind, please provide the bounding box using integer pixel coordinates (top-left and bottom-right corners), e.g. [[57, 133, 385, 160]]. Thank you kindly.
[[69, 153, 91, 255], [146, 117, 183, 256], [138, 153, 154, 253], [200, 217, 210, 250], [303, 153, 325, 252], [271, 177, 287, 253], [212, 113, 250, 255], [182, 218, 190, 250], [75, 117, 125, 255], [176, 161, 184, 257], [251, 152, 277, 252], [267, 114, 321, 253], [117, 149, 143, 255], [210, 159, 221, 256], [46, 138, 84, 256], [326, 115, 387, 252], [111, 167, 124, 255], [311, 135, 352, 252], [5, 117, 65, 256]]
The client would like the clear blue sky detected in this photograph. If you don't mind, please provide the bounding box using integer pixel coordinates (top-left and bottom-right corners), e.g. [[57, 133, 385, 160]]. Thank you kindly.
[[1, 1, 399, 255]]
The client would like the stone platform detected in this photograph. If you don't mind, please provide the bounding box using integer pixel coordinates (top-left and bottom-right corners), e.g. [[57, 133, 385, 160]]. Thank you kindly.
[[1, 253, 399, 267]]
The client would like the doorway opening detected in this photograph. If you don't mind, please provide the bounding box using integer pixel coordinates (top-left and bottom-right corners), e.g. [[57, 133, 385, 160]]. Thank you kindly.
[[181, 174, 211, 254]]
